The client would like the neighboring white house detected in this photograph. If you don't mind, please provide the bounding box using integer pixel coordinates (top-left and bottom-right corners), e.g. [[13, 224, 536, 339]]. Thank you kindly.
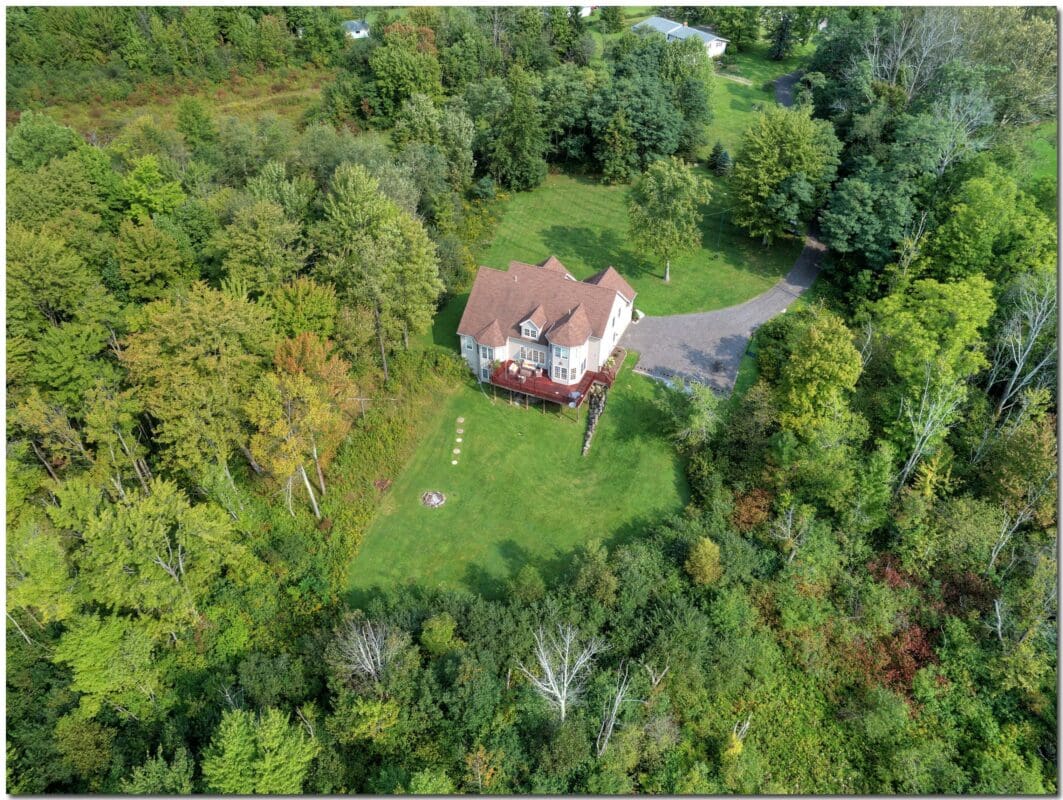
[[632, 15, 728, 58], [577, 6, 595, 18], [456, 256, 636, 388], [341, 19, 370, 39]]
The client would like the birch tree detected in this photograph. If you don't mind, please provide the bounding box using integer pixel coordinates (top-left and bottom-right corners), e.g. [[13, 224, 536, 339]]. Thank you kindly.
[[517, 624, 606, 722], [595, 662, 635, 757], [894, 367, 965, 489], [629, 157, 711, 284], [333, 619, 403, 685]]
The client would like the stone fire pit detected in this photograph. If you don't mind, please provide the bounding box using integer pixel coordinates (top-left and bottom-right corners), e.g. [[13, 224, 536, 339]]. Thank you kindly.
[[421, 491, 446, 508]]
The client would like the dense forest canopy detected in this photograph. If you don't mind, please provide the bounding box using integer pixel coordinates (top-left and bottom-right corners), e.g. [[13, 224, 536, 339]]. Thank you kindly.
[[5, 5, 1058, 794]]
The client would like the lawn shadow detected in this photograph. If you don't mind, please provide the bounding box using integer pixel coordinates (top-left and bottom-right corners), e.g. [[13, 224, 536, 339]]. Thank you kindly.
[[429, 292, 469, 349], [539, 225, 658, 281], [602, 373, 671, 444], [459, 538, 576, 599]]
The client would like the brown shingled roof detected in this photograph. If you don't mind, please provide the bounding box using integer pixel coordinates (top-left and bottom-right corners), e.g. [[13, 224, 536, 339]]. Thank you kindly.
[[457, 259, 636, 348], [538, 255, 574, 277], [585, 266, 636, 302], [523, 304, 547, 329], [475, 319, 506, 347], [546, 303, 592, 346]]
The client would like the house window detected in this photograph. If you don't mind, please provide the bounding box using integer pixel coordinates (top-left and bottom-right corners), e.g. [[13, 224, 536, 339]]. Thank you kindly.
[[553, 345, 569, 360], [481, 366, 489, 380], [581, 359, 586, 374], [520, 347, 545, 364], [479, 345, 493, 361], [465, 338, 473, 351], [522, 325, 538, 339], [554, 365, 569, 380]]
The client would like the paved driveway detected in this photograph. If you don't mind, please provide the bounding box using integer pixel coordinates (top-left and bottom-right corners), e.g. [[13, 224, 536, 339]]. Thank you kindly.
[[619, 68, 823, 394], [620, 235, 826, 392]]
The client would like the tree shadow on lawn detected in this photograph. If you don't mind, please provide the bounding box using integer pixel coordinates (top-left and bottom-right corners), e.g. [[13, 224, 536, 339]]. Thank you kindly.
[[601, 374, 673, 444], [460, 515, 672, 599], [461, 539, 577, 599], [429, 292, 469, 349], [539, 225, 661, 281]]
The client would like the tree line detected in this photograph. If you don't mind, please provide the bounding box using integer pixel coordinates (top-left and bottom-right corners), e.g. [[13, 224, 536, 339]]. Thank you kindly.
[[6, 5, 1058, 794]]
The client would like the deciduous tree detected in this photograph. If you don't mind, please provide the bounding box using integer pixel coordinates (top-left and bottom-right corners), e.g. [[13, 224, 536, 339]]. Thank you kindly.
[[629, 157, 710, 283]]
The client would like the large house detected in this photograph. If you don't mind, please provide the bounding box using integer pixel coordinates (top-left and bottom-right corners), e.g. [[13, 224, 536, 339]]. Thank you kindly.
[[632, 15, 728, 58], [457, 257, 636, 396]]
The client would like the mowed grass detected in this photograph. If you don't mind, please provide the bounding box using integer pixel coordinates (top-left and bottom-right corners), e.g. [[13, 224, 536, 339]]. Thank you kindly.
[[478, 172, 802, 317], [708, 41, 815, 153], [346, 354, 689, 601], [1018, 119, 1057, 187]]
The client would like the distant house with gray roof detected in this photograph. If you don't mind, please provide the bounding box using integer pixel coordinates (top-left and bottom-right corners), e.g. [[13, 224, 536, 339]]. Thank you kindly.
[[633, 15, 728, 57], [341, 19, 370, 40]]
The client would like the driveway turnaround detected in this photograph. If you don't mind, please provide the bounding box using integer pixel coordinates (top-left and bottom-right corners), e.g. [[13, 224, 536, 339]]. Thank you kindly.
[[620, 235, 825, 393], [619, 67, 825, 393]]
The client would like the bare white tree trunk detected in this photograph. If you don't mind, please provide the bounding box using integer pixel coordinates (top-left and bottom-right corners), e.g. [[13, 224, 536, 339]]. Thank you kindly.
[[931, 88, 994, 176], [517, 624, 606, 722], [299, 464, 322, 520], [984, 271, 1057, 423], [596, 662, 635, 757], [986, 472, 1054, 575], [861, 8, 962, 104], [771, 501, 813, 563], [895, 367, 964, 489], [334, 620, 398, 684]]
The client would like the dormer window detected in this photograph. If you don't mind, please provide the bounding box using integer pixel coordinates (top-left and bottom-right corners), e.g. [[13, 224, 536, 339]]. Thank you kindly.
[[522, 324, 538, 339]]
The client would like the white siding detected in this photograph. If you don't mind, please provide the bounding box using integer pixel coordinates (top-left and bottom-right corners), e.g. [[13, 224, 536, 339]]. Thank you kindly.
[[596, 293, 633, 369]]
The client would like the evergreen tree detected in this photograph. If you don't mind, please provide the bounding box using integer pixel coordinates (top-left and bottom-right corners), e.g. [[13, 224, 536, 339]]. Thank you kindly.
[[490, 65, 548, 190], [599, 7, 624, 33], [600, 109, 637, 184], [202, 709, 320, 795]]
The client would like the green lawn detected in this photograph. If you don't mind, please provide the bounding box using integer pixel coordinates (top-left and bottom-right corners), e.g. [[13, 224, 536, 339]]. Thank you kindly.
[[1018, 119, 1057, 187], [708, 41, 815, 153], [477, 173, 802, 317], [346, 354, 689, 601]]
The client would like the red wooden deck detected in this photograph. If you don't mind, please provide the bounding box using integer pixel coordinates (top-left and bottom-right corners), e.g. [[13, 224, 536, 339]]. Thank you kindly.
[[489, 351, 622, 407]]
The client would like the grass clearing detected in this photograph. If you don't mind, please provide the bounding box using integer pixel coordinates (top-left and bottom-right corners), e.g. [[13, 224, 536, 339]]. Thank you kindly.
[[346, 354, 689, 602], [707, 42, 815, 153], [1017, 119, 1057, 188], [477, 173, 802, 318], [37, 65, 334, 140]]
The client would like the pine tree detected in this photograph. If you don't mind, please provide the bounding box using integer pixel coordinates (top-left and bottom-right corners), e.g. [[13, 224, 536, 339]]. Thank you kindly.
[[707, 140, 725, 171], [768, 12, 795, 61], [490, 65, 548, 190], [714, 148, 733, 177], [600, 109, 637, 184], [202, 709, 319, 795]]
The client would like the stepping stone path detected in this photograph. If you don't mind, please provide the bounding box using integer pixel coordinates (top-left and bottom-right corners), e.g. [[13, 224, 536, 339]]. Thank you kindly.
[[450, 417, 466, 466]]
